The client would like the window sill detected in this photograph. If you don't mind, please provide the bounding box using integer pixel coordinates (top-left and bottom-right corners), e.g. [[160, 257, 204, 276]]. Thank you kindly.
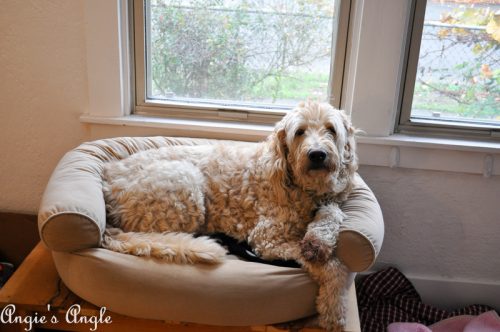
[[80, 114, 274, 140], [357, 134, 499, 177], [80, 114, 500, 176], [358, 134, 500, 154]]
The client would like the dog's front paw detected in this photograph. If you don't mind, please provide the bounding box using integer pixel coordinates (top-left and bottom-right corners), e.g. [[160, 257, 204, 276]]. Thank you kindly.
[[300, 233, 333, 264]]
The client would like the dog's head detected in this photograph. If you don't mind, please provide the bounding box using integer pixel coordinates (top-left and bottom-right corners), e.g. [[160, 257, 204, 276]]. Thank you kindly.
[[268, 101, 358, 198]]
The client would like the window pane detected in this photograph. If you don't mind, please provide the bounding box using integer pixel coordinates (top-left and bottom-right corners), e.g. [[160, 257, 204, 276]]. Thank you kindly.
[[411, 0, 500, 127], [146, 0, 338, 109]]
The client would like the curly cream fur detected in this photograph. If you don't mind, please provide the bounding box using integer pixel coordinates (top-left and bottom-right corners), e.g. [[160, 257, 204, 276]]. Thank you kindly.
[[102, 101, 358, 331]]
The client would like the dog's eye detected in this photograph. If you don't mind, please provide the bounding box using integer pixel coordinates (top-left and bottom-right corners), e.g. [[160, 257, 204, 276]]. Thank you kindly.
[[327, 127, 336, 136], [295, 129, 305, 137]]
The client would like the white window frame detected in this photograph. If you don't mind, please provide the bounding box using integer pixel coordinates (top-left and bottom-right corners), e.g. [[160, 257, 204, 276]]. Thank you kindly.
[[131, 0, 351, 124], [81, 0, 500, 177], [84, 0, 132, 119]]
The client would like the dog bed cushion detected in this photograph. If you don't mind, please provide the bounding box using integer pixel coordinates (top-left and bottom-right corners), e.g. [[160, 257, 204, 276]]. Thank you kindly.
[[38, 136, 384, 325], [52, 248, 319, 325]]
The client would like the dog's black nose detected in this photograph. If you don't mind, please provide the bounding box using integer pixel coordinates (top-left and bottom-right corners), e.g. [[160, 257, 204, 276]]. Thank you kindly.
[[308, 150, 327, 164]]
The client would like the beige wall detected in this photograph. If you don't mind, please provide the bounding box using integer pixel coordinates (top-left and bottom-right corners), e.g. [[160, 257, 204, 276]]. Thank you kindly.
[[0, 1, 89, 213]]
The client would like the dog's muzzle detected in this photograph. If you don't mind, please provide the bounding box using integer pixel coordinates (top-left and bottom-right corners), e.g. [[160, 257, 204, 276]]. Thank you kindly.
[[308, 149, 328, 170]]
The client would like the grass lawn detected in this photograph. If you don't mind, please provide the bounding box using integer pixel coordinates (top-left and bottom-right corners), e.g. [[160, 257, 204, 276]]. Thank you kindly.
[[250, 71, 330, 102], [412, 81, 500, 121]]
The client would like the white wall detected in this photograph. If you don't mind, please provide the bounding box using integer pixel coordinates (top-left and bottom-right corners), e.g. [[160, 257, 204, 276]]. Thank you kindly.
[[359, 166, 500, 310], [0, 0, 498, 311], [0, 1, 89, 213]]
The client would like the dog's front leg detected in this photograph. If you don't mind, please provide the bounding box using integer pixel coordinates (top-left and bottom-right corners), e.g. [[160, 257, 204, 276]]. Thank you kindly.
[[300, 203, 344, 264], [299, 257, 349, 332]]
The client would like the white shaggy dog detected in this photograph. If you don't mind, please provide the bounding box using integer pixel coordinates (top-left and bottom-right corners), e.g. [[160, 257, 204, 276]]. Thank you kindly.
[[102, 101, 358, 332]]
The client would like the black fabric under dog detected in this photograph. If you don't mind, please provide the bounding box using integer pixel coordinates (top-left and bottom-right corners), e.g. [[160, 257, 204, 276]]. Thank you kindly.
[[208, 233, 301, 268]]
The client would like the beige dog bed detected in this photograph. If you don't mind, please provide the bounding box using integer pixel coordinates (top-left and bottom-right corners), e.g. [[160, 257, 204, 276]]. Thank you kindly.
[[38, 136, 384, 326]]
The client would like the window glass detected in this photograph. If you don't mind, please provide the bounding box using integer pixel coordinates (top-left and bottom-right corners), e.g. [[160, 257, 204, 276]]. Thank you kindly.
[[146, 0, 338, 109], [410, 0, 499, 127]]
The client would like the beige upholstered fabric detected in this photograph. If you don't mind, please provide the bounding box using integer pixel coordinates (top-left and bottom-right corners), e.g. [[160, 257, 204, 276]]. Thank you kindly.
[[38, 136, 384, 326], [52, 249, 319, 326], [339, 175, 385, 271]]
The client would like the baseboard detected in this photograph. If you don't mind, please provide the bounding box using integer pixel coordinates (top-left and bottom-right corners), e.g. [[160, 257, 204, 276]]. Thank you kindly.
[[409, 274, 500, 312], [358, 268, 500, 312]]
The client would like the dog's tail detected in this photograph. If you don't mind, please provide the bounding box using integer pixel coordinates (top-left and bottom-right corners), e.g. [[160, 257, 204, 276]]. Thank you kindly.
[[102, 227, 227, 264]]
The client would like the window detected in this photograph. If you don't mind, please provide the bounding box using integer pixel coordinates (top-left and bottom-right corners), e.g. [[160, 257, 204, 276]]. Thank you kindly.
[[400, 0, 499, 136], [132, 0, 350, 123]]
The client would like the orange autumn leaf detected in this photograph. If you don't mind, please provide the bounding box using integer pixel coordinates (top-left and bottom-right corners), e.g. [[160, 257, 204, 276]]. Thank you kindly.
[[437, 29, 450, 38], [440, 13, 454, 24], [480, 64, 493, 78]]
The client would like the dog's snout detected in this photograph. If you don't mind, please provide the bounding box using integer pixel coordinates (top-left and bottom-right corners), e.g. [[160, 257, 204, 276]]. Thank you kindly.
[[308, 150, 327, 164]]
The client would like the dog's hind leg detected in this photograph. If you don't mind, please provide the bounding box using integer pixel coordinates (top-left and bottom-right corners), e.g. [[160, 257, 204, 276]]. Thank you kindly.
[[102, 159, 227, 263], [103, 159, 208, 234], [102, 227, 227, 264], [247, 217, 303, 261]]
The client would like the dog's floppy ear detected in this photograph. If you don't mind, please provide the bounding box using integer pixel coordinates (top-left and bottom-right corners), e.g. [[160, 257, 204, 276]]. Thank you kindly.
[[340, 111, 358, 169], [268, 117, 289, 202], [334, 111, 358, 198]]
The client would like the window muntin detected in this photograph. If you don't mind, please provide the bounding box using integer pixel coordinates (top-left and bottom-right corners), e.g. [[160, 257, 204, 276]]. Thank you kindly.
[[134, 0, 349, 120], [401, 0, 500, 134]]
